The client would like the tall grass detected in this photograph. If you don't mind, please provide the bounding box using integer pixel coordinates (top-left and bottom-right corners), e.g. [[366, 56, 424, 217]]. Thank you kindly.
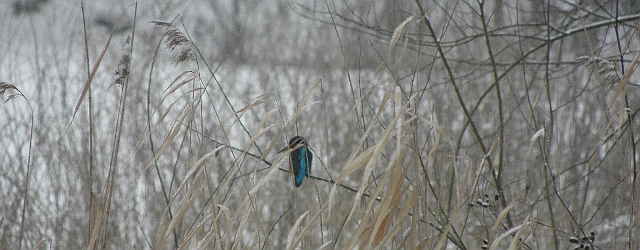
[[2, 1, 639, 249]]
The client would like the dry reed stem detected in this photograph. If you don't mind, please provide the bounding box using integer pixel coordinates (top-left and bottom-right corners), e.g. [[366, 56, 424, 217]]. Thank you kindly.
[[1, 82, 34, 250], [71, 7, 130, 126]]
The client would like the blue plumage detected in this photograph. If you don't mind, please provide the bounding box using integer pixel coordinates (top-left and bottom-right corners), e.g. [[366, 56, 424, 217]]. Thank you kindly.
[[279, 136, 312, 187]]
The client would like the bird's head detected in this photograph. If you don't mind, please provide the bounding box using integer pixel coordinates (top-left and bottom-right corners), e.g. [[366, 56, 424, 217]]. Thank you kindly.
[[278, 136, 307, 153]]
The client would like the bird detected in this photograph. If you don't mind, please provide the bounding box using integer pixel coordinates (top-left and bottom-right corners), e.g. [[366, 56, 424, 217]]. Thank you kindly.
[[278, 136, 312, 187]]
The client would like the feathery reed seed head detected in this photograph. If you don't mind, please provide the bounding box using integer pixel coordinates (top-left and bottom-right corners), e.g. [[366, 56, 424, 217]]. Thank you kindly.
[[151, 21, 196, 65], [114, 36, 132, 86]]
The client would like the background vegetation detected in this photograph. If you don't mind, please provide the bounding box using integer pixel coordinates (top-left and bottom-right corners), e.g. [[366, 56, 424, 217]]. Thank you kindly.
[[1, 0, 639, 249]]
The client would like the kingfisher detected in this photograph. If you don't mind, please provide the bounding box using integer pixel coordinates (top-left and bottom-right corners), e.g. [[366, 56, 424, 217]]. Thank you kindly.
[[278, 136, 312, 187]]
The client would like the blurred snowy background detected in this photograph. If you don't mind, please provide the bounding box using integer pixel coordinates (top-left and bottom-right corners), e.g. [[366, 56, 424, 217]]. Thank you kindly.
[[1, 0, 640, 249]]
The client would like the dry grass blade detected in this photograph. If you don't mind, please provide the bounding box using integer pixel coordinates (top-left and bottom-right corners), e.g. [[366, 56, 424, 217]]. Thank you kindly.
[[334, 147, 375, 182], [222, 198, 253, 249], [383, 185, 418, 246], [210, 204, 232, 248], [342, 88, 391, 167], [488, 220, 530, 250], [165, 76, 196, 96], [87, 195, 103, 250], [127, 71, 202, 179], [434, 156, 478, 250], [433, 193, 459, 249], [169, 151, 218, 203], [283, 79, 321, 128], [491, 200, 518, 235], [369, 148, 409, 247], [525, 128, 545, 158], [242, 113, 282, 195], [250, 143, 288, 195], [71, 7, 130, 126], [317, 241, 333, 250], [140, 101, 194, 175], [156, 185, 200, 250], [610, 50, 640, 105], [164, 71, 195, 93], [508, 215, 531, 250], [342, 88, 415, 248], [156, 151, 216, 249], [232, 198, 255, 250], [343, 129, 395, 245], [290, 202, 331, 249], [413, 114, 448, 156], [286, 211, 310, 250], [235, 94, 275, 118], [378, 15, 415, 72], [178, 213, 215, 249]]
